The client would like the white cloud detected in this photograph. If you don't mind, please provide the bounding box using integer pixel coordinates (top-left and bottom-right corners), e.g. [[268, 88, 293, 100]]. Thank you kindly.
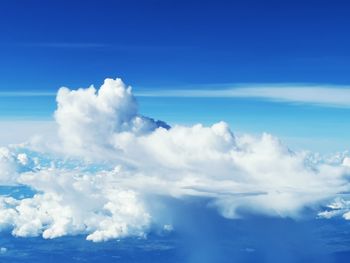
[[0, 168, 150, 242], [0, 78, 350, 242], [54, 78, 168, 158], [136, 84, 350, 108], [343, 157, 350, 167], [0, 147, 19, 185], [0, 121, 56, 147], [17, 153, 28, 166]]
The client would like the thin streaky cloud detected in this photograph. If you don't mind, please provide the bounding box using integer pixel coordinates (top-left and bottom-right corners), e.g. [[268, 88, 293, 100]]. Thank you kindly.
[[3, 84, 350, 108], [19, 42, 109, 48], [14, 43, 192, 51], [135, 84, 350, 108], [0, 91, 56, 97]]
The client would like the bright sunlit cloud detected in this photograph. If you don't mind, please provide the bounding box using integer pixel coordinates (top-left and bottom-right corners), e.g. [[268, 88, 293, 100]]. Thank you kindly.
[[0, 78, 349, 242]]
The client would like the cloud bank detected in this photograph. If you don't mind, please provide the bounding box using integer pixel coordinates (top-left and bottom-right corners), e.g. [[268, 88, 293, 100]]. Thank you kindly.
[[0, 78, 349, 242]]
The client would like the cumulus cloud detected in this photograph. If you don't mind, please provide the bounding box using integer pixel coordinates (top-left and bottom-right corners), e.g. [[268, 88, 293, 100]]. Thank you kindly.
[[55, 78, 169, 157], [0, 78, 350, 242], [0, 147, 22, 185], [0, 168, 150, 242]]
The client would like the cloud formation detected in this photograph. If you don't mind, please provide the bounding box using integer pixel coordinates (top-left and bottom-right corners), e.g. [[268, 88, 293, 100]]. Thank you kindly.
[[0, 78, 349, 242], [0, 147, 19, 185], [55, 78, 169, 157], [0, 168, 150, 242], [136, 84, 350, 108]]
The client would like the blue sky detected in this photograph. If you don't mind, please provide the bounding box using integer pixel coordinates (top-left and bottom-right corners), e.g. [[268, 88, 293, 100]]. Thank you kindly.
[[1, 0, 350, 152], [1, 0, 350, 88]]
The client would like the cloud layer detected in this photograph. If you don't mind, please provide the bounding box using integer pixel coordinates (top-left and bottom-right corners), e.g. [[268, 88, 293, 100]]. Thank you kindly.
[[136, 84, 350, 108], [0, 78, 349, 242]]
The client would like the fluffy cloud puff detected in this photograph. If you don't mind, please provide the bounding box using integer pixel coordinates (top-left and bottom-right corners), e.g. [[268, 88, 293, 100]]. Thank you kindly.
[[0, 168, 150, 242], [55, 78, 169, 157], [0, 148, 30, 185], [0, 78, 349, 241]]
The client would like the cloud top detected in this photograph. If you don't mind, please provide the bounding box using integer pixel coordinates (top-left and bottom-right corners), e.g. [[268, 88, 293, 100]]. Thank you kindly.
[[55, 78, 169, 156]]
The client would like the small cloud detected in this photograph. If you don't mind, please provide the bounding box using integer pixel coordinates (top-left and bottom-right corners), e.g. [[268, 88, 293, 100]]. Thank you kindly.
[[163, 224, 173, 232], [17, 153, 28, 166], [244, 248, 255, 253]]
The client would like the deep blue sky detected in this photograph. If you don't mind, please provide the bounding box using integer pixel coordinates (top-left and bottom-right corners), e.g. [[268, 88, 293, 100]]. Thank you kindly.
[[1, 0, 350, 90]]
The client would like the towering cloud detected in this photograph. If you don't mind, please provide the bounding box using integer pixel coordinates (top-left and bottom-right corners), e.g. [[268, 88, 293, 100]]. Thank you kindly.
[[55, 78, 169, 157], [0, 78, 349, 242]]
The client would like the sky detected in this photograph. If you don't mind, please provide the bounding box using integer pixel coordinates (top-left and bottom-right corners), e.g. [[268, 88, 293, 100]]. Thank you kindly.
[[1, 1, 350, 262], [1, 0, 350, 152], [1, 0, 350, 87]]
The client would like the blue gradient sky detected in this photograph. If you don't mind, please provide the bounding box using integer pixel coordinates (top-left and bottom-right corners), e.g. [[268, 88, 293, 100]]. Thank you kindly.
[[1, 0, 350, 152]]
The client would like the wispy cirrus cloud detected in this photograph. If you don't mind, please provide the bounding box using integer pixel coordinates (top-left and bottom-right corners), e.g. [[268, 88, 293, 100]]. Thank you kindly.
[[136, 84, 350, 108], [2, 83, 350, 108], [12, 42, 191, 51], [0, 91, 56, 97], [18, 42, 109, 48]]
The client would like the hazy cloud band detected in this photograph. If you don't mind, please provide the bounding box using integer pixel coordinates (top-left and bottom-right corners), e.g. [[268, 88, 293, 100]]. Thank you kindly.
[[136, 85, 350, 108]]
